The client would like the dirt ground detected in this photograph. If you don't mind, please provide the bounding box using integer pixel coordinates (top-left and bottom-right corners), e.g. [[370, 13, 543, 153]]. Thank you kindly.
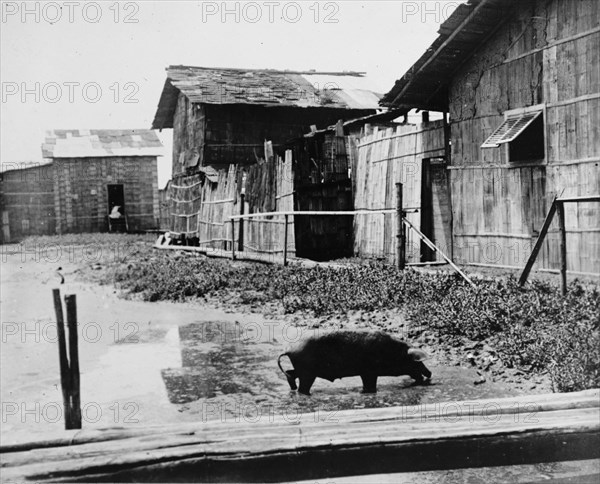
[[1, 236, 555, 443]]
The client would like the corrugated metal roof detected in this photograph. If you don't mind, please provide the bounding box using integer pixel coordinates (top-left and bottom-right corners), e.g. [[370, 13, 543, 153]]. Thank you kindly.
[[152, 66, 383, 129], [42, 129, 164, 159], [381, 0, 516, 111]]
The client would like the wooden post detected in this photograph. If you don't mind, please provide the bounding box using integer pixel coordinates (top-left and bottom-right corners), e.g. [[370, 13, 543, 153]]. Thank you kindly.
[[231, 219, 236, 259], [52, 289, 72, 430], [396, 183, 405, 269], [283, 214, 289, 266], [556, 201, 567, 295], [443, 111, 454, 259], [64, 294, 81, 429], [238, 193, 245, 252]]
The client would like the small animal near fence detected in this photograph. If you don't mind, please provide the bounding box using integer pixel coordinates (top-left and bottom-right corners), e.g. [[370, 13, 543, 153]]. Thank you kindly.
[[519, 195, 600, 295]]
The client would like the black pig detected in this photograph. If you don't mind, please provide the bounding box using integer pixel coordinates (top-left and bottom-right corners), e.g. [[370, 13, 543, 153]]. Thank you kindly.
[[277, 330, 431, 395]]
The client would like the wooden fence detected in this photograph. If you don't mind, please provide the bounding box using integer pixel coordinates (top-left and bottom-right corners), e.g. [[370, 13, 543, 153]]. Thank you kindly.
[[166, 153, 295, 255]]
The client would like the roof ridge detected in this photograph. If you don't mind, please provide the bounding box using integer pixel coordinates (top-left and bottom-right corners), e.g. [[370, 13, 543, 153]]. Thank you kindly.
[[167, 65, 366, 77]]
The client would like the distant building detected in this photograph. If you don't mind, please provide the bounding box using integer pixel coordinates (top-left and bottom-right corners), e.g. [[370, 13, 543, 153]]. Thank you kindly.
[[0, 129, 163, 243]]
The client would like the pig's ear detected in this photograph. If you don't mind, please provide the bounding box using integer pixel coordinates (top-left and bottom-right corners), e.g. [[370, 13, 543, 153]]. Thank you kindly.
[[408, 348, 429, 362]]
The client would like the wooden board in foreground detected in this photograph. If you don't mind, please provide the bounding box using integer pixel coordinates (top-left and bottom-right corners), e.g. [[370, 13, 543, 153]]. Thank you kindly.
[[1, 390, 599, 483]]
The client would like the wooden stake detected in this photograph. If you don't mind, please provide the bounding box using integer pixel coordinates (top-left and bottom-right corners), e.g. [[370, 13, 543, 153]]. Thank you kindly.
[[396, 183, 405, 269], [52, 289, 72, 430], [283, 214, 289, 266], [64, 294, 81, 429], [556, 201, 567, 295], [519, 197, 558, 286]]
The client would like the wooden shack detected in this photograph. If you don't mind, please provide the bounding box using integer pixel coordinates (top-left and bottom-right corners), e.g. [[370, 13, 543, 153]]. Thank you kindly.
[[152, 65, 382, 258], [0, 130, 163, 242], [380, 0, 600, 275]]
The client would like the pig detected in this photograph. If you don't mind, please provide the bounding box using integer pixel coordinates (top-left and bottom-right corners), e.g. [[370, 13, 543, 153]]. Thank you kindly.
[[277, 330, 431, 395]]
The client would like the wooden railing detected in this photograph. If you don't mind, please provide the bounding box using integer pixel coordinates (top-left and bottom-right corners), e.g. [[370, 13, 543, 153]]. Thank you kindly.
[[2, 390, 598, 482]]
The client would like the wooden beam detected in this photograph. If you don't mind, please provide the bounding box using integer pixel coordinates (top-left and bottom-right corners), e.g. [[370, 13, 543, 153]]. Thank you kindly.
[[519, 197, 558, 287], [557, 195, 600, 203], [230, 209, 412, 220], [2, 390, 598, 483]]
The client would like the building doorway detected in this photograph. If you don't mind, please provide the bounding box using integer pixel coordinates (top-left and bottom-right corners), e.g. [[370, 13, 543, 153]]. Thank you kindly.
[[107, 184, 127, 232]]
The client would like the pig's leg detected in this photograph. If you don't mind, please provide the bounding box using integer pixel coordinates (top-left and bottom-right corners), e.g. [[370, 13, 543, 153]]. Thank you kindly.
[[360, 374, 377, 393], [409, 372, 425, 385], [285, 369, 298, 391], [298, 373, 316, 396]]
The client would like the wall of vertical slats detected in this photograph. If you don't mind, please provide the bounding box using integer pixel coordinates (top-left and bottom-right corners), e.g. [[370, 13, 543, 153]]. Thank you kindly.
[[448, 0, 599, 274], [353, 121, 447, 263]]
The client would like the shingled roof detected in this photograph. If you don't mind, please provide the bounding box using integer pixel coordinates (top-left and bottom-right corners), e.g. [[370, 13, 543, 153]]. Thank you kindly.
[[381, 0, 515, 111], [152, 65, 383, 129], [42, 129, 164, 159]]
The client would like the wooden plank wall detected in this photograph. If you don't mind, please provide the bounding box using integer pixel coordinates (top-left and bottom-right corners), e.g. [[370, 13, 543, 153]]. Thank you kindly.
[[0, 165, 56, 242], [172, 94, 206, 176], [448, 0, 599, 274], [544, 0, 600, 273], [353, 121, 446, 262]]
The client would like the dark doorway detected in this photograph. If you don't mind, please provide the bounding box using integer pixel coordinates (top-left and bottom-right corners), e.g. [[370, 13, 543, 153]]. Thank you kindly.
[[420, 157, 447, 262], [107, 184, 127, 232]]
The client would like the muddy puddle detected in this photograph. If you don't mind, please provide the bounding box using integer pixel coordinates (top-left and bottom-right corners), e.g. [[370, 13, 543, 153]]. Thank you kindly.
[[150, 319, 531, 423]]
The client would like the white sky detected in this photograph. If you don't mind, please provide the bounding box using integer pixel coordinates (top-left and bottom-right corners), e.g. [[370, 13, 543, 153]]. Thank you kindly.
[[1, 1, 462, 186]]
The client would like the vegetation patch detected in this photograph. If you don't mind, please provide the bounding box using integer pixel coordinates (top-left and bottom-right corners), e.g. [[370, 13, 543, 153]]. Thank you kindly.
[[105, 251, 599, 393]]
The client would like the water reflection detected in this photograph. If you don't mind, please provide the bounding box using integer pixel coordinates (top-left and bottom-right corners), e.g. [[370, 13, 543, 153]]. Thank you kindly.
[[161, 321, 274, 404]]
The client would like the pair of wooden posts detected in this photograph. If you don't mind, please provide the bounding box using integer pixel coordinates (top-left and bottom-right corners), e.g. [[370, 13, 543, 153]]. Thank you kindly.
[[52, 289, 82, 430]]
